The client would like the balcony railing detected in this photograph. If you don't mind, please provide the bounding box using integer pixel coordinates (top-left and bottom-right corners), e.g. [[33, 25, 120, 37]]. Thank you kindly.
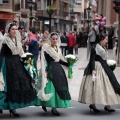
[[13, 3, 20, 11], [60, 10, 69, 19]]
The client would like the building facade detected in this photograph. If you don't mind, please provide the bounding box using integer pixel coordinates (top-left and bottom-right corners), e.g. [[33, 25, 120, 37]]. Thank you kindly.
[[0, 0, 76, 33], [36, 0, 76, 32], [0, 0, 37, 32], [0, 0, 20, 33]]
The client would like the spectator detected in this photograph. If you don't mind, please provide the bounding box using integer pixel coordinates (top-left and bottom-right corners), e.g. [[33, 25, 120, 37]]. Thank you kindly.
[[67, 31, 76, 54], [24, 27, 39, 70], [88, 26, 96, 46], [60, 32, 68, 56], [108, 26, 114, 49]]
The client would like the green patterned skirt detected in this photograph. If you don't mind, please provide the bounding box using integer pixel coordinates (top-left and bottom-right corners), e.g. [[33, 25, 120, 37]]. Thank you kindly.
[[36, 78, 71, 108]]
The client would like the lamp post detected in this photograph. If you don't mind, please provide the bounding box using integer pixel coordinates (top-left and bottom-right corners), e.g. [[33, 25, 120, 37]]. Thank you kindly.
[[86, 5, 91, 59], [46, 0, 55, 32], [16, 14, 20, 26], [86, 5, 91, 33], [28, 0, 34, 27]]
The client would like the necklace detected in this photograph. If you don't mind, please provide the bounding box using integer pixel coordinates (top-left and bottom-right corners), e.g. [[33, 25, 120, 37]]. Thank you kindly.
[[52, 45, 58, 52], [12, 38, 18, 50]]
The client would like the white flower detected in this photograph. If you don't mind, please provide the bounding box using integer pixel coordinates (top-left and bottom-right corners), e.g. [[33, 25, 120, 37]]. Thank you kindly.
[[107, 59, 117, 66], [65, 54, 76, 59], [21, 52, 33, 58]]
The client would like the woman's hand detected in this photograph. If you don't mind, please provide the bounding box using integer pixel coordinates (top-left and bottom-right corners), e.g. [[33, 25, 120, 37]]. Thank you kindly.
[[92, 70, 96, 76], [38, 41, 43, 47], [45, 72, 48, 77]]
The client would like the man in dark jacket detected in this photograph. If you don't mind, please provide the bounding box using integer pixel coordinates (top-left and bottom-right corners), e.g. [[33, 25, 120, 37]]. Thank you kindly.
[[60, 32, 68, 56], [108, 26, 114, 49]]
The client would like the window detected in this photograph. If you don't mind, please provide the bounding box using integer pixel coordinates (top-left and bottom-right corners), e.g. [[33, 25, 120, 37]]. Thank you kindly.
[[37, 0, 41, 9], [3, 0, 9, 3], [75, 3, 81, 5], [47, 0, 51, 6]]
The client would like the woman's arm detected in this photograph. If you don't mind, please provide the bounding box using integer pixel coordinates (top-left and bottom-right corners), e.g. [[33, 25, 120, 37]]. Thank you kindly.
[[59, 59, 69, 67], [89, 46, 96, 73]]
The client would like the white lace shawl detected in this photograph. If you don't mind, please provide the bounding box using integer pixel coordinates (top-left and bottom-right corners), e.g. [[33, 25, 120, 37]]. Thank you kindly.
[[0, 33, 4, 91], [0, 70, 4, 91], [37, 43, 66, 101], [0, 32, 4, 52], [95, 43, 108, 60], [1, 33, 24, 57]]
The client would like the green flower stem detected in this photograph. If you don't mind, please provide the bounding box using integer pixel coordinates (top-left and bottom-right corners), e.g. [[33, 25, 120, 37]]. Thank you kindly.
[[68, 64, 73, 79]]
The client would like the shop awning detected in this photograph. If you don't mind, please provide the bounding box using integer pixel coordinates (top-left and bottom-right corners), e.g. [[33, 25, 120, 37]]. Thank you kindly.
[[0, 12, 14, 20]]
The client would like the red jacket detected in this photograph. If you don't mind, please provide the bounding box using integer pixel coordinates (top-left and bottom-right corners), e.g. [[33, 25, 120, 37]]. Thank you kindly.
[[67, 34, 76, 47]]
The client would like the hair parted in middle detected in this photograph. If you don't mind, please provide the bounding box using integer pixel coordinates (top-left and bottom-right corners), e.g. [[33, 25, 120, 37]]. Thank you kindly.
[[5, 22, 17, 33], [48, 32, 59, 39], [97, 33, 107, 43]]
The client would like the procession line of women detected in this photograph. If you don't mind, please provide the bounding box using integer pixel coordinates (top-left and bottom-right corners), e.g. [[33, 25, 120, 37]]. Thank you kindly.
[[0, 22, 120, 118]]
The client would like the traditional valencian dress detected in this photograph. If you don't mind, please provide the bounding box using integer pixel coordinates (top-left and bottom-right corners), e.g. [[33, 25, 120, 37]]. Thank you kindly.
[[0, 33, 36, 110], [36, 44, 71, 108], [78, 43, 120, 105]]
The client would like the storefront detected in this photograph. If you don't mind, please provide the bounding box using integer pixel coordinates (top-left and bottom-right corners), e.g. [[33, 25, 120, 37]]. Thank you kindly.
[[0, 12, 14, 34]]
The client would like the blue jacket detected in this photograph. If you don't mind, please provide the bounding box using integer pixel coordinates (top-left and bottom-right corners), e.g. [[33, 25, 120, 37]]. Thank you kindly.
[[25, 34, 39, 55]]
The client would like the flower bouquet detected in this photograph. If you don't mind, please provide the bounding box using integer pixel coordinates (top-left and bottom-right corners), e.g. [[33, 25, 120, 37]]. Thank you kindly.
[[107, 59, 117, 71], [21, 53, 38, 81], [65, 54, 78, 78]]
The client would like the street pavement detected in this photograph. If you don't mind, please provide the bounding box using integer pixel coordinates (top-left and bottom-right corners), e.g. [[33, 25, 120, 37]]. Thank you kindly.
[[1, 48, 120, 120]]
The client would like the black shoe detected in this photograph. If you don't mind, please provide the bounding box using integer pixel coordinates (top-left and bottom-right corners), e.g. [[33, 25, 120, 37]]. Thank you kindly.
[[0, 110, 3, 114], [51, 109, 60, 116], [89, 105, 100, 113], [9, 110, 20, 117], [42, 106, 47, 112], [104, 107, 115, 113]]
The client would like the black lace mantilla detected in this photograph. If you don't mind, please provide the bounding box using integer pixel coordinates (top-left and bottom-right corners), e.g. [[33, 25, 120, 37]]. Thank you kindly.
[[1, 44, 36, 104]]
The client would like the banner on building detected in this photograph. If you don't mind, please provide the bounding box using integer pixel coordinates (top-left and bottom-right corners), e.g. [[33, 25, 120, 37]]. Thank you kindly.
[[0, 13, 14, 20]]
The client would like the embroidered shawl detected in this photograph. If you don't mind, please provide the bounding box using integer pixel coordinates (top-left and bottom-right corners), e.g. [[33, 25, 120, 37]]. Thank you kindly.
[[1, 32, 24, 56], [95, 43, 108, 60]]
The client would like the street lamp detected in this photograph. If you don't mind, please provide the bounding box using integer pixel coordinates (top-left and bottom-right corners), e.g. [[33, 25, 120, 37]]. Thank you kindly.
[[16, 14, 20, 26], [86, 5, 91, 59], [86, 5, 91, 33], [28, 0, 35, 27], [46, 0, 55, 32]]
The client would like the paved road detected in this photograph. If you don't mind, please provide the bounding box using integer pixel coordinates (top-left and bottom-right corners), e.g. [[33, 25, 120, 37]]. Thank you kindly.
[[1, 48, 120, 120], [1, 101, 120, 120]]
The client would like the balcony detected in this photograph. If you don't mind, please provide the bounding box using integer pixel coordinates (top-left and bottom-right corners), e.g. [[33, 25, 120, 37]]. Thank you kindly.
[[13, 3, 20, 11], [0, 2, 12, 12], [37, 10, 55, 18], [61, 0, 69, 3], [37, 9, 69, 20], [54, 10, 69, 20]]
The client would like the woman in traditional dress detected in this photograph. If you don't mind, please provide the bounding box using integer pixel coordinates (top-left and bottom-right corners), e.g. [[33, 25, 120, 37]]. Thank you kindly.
[[0, 22, 36, 117], [78, 34, 120, 113], [38, 30, 49, 51], [36, 32, 71, 116]]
